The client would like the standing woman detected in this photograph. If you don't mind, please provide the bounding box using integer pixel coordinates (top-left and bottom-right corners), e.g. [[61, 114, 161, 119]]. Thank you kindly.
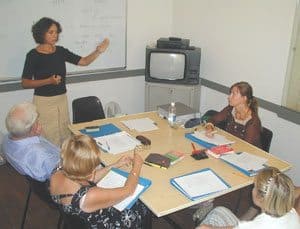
[[22, 17, 109, 146]]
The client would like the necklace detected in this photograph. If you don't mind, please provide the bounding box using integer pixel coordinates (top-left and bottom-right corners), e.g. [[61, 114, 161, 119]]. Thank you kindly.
[[235, 108, 250, 121]]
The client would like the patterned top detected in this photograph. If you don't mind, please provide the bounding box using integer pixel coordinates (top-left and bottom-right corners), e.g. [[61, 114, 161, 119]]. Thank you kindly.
[[210, 106, 262, 148], [51, 181, 149, 229]]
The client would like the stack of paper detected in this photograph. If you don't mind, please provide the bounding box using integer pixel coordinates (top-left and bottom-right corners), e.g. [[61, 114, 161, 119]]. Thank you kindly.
[[121, 118, 158, 132], [221, 152, 268, 176], [97, 168, 151, 211], [95, 131, 141, 154], [170, 168, 230, 200]]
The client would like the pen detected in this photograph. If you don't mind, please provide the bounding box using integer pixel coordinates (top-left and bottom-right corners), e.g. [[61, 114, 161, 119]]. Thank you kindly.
[[96, 141, 108, 153], [144, 162, 167, 170], [106, 140, 110, 151]]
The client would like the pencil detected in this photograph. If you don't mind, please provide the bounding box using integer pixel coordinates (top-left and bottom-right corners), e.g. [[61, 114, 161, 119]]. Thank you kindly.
[[144, 162, 167, 170], [191, 143, 197, 151]]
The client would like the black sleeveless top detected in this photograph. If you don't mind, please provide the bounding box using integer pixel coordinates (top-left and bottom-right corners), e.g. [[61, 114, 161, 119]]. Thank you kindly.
[[51, 181, 149, 229]]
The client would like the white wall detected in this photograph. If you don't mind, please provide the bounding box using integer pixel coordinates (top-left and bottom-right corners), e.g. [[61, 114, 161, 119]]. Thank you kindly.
[[173, 0, 297, 105], [0, 0, 173, 131], [173, 0, 300, 185]]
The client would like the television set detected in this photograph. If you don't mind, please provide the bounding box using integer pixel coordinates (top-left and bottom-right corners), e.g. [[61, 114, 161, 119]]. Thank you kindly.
[[145, 46, 201, 85]]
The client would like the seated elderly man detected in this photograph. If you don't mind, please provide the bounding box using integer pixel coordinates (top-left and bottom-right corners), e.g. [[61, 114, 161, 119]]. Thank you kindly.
[[3, 102, 60, 181]]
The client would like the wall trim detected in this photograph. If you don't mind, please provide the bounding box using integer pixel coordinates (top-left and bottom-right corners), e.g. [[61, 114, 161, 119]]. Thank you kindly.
[[201, 78, 300, 125], [0, 69, 144, 93]]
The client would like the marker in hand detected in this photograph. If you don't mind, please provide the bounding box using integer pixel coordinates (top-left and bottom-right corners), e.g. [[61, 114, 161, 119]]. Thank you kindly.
[[55, 75, 61, 84]]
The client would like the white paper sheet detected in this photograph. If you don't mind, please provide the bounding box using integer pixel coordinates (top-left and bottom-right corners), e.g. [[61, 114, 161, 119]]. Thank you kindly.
[[97, 170, 144, 211], [173, 169, 229, 199], [121, 118, 158, 132], [192, 130, 234, 146], [221, 152, 268, 171], [95, 131, 141, 154]]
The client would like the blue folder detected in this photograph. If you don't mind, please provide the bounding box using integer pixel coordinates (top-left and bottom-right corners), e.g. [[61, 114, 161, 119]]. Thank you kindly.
[[220, 152, 267, 177], [80, 123, 121, 138], [170, 168, 230, 201], [185, 133, 216, 149], [111, 168, 152, 209]]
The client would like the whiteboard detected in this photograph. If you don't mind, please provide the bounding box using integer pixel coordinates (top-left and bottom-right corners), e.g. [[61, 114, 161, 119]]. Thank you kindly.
[[0, 0, 126, 80]]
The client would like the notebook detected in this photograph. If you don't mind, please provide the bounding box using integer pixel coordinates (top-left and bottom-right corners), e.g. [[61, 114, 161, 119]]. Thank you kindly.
[[221, 152, 268, 176], [170, 168, 230, 200], [97, 168, 151, 211]]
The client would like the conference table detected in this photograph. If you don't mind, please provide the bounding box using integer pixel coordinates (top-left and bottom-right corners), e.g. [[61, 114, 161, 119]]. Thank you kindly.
[[69, 111, 291, 217]]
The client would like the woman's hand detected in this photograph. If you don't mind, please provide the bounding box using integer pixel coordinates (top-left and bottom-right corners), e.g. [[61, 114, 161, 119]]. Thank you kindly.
[[96, 38, 110, 54], [114, 155, 133, 168], [49, 75, 61, 85], [133, 151, 143, 169], [205, 122, 216, 138]]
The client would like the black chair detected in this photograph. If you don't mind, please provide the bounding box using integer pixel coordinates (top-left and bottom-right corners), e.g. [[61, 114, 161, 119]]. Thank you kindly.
[[59, 209, 88, 229], [72, 96, 105, 124], [5, 166, 63, 229], [23, 173, 88, 229], [260, 126, 273, 153]]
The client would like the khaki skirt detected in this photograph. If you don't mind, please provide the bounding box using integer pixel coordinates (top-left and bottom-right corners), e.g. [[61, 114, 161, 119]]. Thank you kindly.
[[33, 93, 71, 146]]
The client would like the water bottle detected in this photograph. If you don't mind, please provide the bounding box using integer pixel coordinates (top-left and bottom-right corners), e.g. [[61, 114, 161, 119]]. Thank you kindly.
[[168, 102, 176, 127]]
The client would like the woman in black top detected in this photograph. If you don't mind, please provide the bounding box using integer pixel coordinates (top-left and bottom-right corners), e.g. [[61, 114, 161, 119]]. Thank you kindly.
[[22, 17, 109, 145]]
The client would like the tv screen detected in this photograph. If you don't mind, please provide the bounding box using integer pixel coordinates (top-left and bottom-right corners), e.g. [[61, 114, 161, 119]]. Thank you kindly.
[[149, 52, 185, 80], [145, 46, 201, 85]]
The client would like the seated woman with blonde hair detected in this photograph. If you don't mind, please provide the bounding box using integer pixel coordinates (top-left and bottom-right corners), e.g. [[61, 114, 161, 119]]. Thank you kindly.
[[49, 134, 149, 228], [196, 167, 300, 229]]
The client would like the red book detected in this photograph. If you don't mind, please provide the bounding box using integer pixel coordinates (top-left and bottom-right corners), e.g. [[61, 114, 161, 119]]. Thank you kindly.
[[206, 145, 234, 158]]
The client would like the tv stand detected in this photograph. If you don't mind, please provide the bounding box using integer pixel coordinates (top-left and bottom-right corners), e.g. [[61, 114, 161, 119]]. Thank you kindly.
[[145, 82, 201, 112]]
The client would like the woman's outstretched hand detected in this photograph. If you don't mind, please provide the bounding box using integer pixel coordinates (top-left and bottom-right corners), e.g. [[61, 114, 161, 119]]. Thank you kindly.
[[96, 38, 110, 54]]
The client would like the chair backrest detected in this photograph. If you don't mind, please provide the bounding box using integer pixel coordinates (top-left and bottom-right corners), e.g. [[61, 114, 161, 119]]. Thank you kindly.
[[25, 175, 58, 209], [59, 209, 88, 229], [26, 175, 88, 228], [72, 96, 105, 124], [260, 126, 273, 153]]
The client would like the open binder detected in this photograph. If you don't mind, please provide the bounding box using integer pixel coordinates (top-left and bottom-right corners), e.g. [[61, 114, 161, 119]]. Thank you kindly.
[[185, 133, 215, 148], [170, 168, 230, 201], [185, 131, 234, 149], [221, 152, 268, 177], [81, 123, 140, 154], [97, 168, 151, 211]]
